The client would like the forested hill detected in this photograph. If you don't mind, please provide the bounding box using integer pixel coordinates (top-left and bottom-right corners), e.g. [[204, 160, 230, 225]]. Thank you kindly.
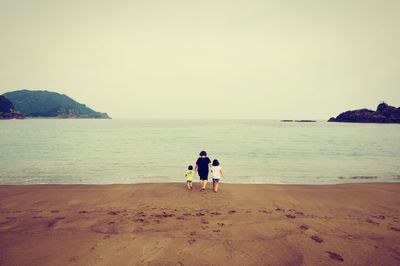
[[2, 90, 110, 119]]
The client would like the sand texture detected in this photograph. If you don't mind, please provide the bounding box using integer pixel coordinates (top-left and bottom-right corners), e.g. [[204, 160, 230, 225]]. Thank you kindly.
[[1, 183, 400, 265]]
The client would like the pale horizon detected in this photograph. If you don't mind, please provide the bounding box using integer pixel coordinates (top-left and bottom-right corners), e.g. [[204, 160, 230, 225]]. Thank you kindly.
[[1, 0, 399, 119]]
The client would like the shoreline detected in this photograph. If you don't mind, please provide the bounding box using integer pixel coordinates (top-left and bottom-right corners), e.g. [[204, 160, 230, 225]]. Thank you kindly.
[[1, 183, 400, 265], [1, 179, 400, 186]]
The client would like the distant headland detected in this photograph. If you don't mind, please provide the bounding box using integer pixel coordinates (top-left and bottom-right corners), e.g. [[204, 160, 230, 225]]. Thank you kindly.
[[328, 102, 400, 124], [0, 90, 110, 119]]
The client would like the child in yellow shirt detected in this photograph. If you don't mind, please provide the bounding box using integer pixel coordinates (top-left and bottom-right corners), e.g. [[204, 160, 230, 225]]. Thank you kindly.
[[185, 165, 195, 190]]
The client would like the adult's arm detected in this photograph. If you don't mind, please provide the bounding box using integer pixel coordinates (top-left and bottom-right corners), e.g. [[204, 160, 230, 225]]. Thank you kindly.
[[195, 158, 199, 173]]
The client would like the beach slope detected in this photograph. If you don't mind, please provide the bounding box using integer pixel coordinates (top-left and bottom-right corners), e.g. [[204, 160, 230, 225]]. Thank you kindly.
[[1, 183, 400, 265]]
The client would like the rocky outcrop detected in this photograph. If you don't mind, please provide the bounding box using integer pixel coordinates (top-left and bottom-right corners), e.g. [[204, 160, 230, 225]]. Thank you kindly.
[[0, 95, 24, 119], [328, 102, 400, 123], [2, 90, 111, 119]]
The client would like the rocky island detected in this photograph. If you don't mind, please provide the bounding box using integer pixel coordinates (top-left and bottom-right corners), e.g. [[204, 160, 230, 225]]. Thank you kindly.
[[328, 102, 400, 123], [1, 90, 110, 119]]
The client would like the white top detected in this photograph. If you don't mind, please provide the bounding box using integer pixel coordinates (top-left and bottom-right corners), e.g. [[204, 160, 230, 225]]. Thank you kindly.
[[211, 165, 222, 179]]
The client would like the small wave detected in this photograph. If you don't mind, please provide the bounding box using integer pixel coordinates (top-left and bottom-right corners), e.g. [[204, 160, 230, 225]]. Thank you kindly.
[[338, 176, 378, 180]]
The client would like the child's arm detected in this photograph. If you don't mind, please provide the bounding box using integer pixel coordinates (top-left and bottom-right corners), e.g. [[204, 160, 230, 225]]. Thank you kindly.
[[220, 169, 224, 178], [194, 164, 198, 173]]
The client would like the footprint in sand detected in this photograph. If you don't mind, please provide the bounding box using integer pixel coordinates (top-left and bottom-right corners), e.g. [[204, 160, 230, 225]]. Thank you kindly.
[[50, 210, 59, 213], [259, 210, 271, 214], [189, 231, 196, 236], [372, 215, 385, 220], [176, 216, 185, 220], [201, 220, 209, 224], [196, 212, 205, 217], [285, 214, 296, 219], [326, 251, 344, 261], [299, 224, 309, 230], [213, 229, 221, 232], [78, 210, 88, 214], [345, 234, 359, 240], [275, 208, 284, 212], [366, 219, 379, 225], [389, 227, 400, 232], [188, 239, 196, 245], [228, 210, 236, 214], [0, 217, 17, 225], [68, 256, 78, 262], [161, 213, 174, 218], [154, 213, 174, 219], [47, 220, 59, 228], [217, 223, 225, 227], [211, 212, 221, 215], [108, 211, 118, 215], [311, 235, 323, 243], [91, 222, 120, 234]]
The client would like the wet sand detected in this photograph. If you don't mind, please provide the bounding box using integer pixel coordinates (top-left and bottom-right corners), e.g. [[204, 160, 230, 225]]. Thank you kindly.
[[1, 183, 400, 265]]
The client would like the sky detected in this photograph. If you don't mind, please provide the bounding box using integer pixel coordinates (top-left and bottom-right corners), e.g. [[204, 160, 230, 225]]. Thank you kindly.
[[0, 0, 399, 119]]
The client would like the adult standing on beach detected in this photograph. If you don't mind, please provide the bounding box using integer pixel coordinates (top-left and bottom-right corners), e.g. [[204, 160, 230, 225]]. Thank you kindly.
[[195, 151, 211, 191]]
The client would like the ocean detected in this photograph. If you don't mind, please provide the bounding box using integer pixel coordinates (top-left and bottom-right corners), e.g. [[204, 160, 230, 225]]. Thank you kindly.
[[0, 119, 399, 185]]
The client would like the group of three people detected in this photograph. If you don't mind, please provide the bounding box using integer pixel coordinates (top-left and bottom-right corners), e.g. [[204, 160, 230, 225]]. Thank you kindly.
[[185, 151, 224, 192]]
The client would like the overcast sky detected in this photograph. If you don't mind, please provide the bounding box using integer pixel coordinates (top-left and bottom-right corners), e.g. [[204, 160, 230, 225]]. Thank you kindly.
[[1, 0, 399, 119]]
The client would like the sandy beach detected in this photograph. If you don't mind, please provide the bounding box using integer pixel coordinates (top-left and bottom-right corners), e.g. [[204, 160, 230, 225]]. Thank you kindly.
[[1, 183, 399, 265]]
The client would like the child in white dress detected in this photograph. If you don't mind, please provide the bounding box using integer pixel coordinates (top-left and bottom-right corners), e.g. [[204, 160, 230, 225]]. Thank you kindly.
[[210, 159, 224, 193]]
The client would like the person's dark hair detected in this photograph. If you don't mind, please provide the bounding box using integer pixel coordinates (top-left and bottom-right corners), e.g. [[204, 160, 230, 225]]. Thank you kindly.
[[188, 165, 193, 170], [199, 151, 207, 156], [212, 159, 220, 166]]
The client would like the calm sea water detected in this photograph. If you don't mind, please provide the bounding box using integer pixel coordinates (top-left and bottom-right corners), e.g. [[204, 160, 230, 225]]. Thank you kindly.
[[0, 119, 399, 185]]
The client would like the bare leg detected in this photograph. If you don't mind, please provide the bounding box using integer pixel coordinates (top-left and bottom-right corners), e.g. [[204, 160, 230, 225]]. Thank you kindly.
[[214, 181, 219, 192], [202, 181, 208, 190]]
